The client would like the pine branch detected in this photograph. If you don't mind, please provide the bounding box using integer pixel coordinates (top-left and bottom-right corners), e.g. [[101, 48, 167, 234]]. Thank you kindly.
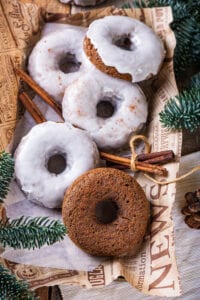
[[0, 152, 14, 203], [172, 17, 200, 78], [0, 216, 67, 249], [159, 87, 200, 131], [123, 1, 200, 21], [0, 264, 37, 300]]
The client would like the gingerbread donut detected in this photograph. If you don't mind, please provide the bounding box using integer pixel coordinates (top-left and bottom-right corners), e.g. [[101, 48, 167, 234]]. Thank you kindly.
[[14, 122, 99, 208], [62, 71, 147, 150], [28, 25, 92, 102], [62, 168, 149, 257], [84, 16, 165, 82]]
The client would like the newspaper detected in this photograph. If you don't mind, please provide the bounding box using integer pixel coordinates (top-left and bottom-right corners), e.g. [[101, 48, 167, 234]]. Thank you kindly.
[[0, 1, 182, 296]]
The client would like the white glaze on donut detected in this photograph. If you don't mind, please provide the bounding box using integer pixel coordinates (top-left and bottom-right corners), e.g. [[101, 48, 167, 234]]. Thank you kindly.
[[41, 23, 86, 37], [62, 71, 147, 150], [14, 122, 99, 208], [28, 26, 91, 103], [86, 16, 166, 82]]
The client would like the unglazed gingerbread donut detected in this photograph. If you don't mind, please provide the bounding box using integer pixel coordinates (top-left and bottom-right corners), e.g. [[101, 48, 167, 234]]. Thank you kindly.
[[62, 168, 149, 257], [84, 16, 165, 82]]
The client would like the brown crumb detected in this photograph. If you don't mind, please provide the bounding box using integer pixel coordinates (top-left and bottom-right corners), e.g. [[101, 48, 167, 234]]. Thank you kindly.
[[83, 37, 132, 82], [129, 104, 136, 111]]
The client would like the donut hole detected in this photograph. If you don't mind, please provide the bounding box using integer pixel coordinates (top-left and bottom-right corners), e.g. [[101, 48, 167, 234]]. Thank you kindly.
[[58, 52, 81, 73], [113, 34, 135, 51], [96, 96, 118, 119], [47, 153, 67, 175], [95, 199, 119, 224]]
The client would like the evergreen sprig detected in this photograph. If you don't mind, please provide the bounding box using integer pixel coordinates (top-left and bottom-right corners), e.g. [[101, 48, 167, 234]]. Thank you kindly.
[[172, 17, 200, 77], [0, 216, 67, 250], [159, 87, 200, 131], [0, 264, 37, 300], [123, 1, 200, 21], [0, 152, 14, 203]]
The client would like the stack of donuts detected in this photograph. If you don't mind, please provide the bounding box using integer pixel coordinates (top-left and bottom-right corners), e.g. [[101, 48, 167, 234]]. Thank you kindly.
[[15, 16, 165, 256]]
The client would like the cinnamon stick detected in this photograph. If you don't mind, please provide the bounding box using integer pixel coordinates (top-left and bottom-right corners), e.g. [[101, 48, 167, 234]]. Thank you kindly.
[[136, 150, 174, 163], [135, 162, 168, 176], [19, 92, 46, 124], [139, 152, 175, 164], [100, 152, 130, 168], [15, 68, 63, 119]]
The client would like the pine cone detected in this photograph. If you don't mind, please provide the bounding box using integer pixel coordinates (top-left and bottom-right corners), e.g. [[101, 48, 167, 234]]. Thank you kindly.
[[181, 189, 200, 229]]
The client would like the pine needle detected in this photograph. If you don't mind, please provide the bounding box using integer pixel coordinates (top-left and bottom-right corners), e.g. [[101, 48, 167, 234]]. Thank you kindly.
[[123, 0, 200, 21], [0, 264, 37, 300], [0, 152, 14, 203], [173, 17, 200, 78], [159, 88, 200, 131], [0, 216, 67, 249]]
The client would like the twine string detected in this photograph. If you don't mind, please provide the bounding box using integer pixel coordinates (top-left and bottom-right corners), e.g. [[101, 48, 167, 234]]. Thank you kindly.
[[129, 135, 151, 171], [145, 166, 200, 185]]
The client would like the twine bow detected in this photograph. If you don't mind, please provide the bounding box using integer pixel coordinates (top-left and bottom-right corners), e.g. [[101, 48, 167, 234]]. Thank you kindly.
[[129, 135, 151, 171]]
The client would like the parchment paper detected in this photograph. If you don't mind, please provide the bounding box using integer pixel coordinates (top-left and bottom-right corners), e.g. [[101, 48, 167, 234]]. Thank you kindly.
[[0, 1, 182, 296]]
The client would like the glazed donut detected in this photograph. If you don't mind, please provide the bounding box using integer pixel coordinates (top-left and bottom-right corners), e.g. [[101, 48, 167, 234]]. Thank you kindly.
[[62, 71, 147, 150], [84, 15, 165, 82], [62, 168, 149, 257], [28, 25, 92, 103], [14, 121, 99, 208], [59, 0, 106, 6]]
